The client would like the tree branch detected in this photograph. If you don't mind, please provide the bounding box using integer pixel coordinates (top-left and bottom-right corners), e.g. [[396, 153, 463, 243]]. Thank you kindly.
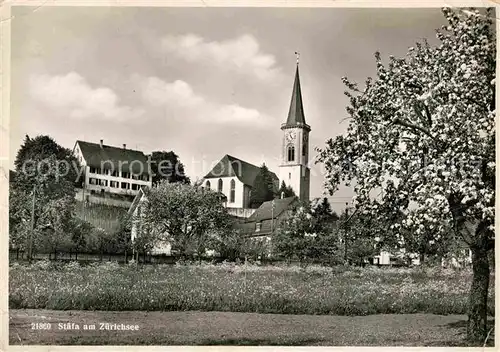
[[393, 118, 436, 140]]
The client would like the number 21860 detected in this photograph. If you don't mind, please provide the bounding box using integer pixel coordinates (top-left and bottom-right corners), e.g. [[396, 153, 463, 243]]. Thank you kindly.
[[31, 323, 51, 330]]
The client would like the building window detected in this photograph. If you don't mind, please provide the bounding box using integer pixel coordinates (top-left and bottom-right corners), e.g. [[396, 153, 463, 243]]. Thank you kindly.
[[132, 174, 140, 180], [289, 173, 291, 180], [121, 182, 130, 189], [206, 180, 211, 190], [110, 181, 119, 188], [230, 179, 235, 203], [121, 171, 130, 179], [256, 222, 261, 232], [89, 178, 97, 185], [89, 167, 97, 174], [218, 179, 223, 192], [111, 170, 119, 177], [99, 179, 108, 187], [131, 184, 140, 191], [142, 174, 149, 181], [302, 144, 306, 156], [287, 145, 295, 162]]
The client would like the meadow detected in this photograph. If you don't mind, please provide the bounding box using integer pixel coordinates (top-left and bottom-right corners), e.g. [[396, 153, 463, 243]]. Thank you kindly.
[[9, 261, 495, 316]]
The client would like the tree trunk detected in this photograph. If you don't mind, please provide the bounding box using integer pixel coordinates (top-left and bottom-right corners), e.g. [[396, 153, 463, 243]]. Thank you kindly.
[[467, 245, 490, 343]]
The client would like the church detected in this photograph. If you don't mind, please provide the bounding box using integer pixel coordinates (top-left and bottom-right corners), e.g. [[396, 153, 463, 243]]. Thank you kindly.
[[202, 61, 311, 219], [129, 61, 313, 254]]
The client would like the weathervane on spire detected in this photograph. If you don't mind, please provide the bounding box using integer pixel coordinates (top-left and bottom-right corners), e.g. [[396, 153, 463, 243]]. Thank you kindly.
[[295, 51, 300, 65]]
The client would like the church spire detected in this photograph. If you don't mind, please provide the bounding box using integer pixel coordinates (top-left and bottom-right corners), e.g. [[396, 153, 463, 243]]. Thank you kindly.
[[285, 58, 306, 126]]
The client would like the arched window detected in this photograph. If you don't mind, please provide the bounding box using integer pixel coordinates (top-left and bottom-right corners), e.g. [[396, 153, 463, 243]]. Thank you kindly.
[[230, 179, 235, 203], [287, 145, 295, 162], [218, 179, 223, 192], [302, 144, 306, 156], [206, 180, 211, 190]]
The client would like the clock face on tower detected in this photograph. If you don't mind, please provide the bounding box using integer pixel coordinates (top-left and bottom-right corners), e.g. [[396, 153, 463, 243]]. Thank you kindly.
[[286, 131, 296, 142]]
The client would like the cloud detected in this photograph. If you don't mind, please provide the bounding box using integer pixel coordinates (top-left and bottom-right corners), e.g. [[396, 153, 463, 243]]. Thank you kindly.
[[29, 72, 144, 120], [139, 76, 205, 108], [160, 34, 282, 81], [138, 75, 272, 127]]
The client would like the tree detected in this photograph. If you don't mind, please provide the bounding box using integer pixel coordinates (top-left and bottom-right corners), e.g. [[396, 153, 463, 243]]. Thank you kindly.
[[37, 195, 75, 260], [311, 197, 339, 230], [140, 181, 232, 259], [276, 181, 296, 199], [14, 135, 82, 192], [273, 203, 337, 265], [317, 8, 495, 343], [11, 135, 81, 260], [149, 151, 190, 185], [69, 217, 92, 259], [249, 164, 276, 209]]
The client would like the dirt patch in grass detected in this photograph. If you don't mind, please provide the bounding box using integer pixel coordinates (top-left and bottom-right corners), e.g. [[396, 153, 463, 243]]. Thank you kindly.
[[9, 309, 494, 346]]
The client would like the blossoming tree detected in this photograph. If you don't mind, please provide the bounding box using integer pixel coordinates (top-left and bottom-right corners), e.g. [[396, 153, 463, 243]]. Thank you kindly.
[[317, 8, 495, 342]]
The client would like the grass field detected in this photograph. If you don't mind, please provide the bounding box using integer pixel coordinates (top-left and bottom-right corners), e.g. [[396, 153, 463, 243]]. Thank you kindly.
[[9, 309, 494, 346], [9, 261, 495, 316]]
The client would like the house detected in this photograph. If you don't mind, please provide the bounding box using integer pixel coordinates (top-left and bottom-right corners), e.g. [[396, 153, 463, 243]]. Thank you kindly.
[[234, 196, 299, 239], [202, 154, 279, 211], [73, 139, 152, 197]]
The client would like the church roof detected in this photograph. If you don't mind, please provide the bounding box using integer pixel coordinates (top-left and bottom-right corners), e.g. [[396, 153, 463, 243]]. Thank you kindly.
[[75, 140, 150, 175], [204, 154, 278, 188], [285, 65, 307, 126]]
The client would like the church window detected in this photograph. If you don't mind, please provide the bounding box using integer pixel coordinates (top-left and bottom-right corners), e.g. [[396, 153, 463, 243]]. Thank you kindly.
[[287, 145, 295, 162], [289, 173, 291, 180], [302, 144, 306, 156], [206, 180, 211, 190], [218, 179, 223, 192], [230, 179, 235, 203]]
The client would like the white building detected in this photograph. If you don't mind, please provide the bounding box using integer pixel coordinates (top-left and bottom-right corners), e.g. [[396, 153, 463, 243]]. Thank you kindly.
[[73, 139, 152, 197], [202, 154, 279, 210]]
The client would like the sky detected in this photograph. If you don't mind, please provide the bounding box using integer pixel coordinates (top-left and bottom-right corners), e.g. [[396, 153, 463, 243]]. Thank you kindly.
[[10, 6, 449, 212]]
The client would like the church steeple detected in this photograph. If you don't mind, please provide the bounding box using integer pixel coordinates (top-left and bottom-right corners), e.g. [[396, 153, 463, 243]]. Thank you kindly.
[[285, 64, 307, 126], [279, 57, 311, 203]]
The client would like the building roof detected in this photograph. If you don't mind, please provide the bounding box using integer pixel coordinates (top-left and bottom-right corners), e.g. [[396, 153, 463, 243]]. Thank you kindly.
[[285, 65, 307, 126], [75, 140, 150, 175], [247, 196, 297, 222], [204, 154, 279, 188], [232, 196, 297, 237], [128, 187, 150, 215]]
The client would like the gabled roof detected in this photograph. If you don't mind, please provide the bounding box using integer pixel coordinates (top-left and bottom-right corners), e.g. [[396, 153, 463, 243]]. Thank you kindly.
[[247, 196, 298, 222], [128, 187, 150, 215], [233, 196, 297, 236], [204, 154, 278, 188], [285, 65, 307, 126], [75, 140, 150, 175]]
